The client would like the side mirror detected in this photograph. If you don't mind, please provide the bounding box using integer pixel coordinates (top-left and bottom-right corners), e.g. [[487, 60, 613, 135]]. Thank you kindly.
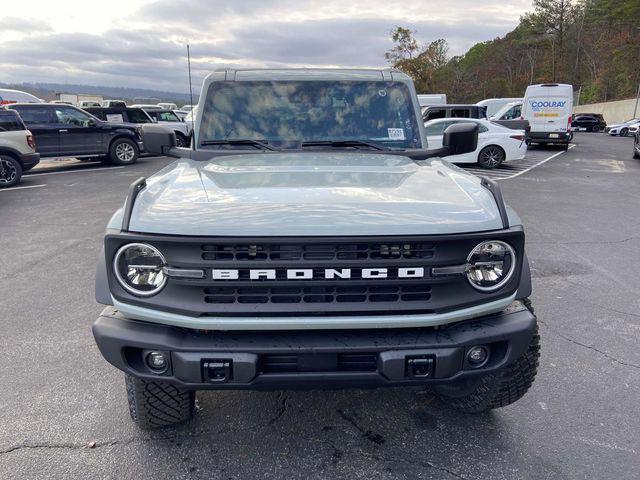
[[88, 118, 97, 126], [142, 124, 176, 156], [442, 123, 478, 156]]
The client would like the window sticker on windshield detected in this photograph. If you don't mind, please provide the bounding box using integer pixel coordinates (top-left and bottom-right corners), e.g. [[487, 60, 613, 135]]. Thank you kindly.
[[388, 128, 405, 140]]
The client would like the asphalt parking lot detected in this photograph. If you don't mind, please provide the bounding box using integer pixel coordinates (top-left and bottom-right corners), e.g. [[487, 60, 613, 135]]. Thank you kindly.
[[1, 133, 639, 479]]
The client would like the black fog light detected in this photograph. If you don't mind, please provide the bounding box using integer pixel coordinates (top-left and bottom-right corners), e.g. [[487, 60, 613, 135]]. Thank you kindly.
[[467, 346, 489, 367], [146, 351, 168, 372]]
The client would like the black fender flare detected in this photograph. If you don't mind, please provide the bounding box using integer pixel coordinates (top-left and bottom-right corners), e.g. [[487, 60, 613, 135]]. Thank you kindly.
[[516, 252, 532, 300], [95, 246, 112, 305]]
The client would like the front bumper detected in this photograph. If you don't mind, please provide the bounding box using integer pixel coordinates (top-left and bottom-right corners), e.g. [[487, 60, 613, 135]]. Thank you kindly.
[[20, 152, 40, 170], [93, 301, 537, 390], [528, 131, 571, 144]]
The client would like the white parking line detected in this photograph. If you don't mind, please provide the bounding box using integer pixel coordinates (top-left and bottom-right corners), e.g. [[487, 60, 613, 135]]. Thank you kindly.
[[506, 144, 576, 180], [0, 184, 47, 192], [25, 166, 126, 177], [461, 144, 576, 181]]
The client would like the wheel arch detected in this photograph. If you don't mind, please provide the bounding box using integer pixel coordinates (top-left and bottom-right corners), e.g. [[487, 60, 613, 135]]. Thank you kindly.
[[0, 147, 24, 167]]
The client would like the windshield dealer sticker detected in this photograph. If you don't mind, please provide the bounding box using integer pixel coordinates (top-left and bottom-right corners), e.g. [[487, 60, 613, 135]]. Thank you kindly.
[[388, 128, 405, 140]]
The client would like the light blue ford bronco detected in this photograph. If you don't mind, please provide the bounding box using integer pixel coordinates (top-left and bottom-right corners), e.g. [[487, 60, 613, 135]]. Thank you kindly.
[[93, 68, 539, 428]]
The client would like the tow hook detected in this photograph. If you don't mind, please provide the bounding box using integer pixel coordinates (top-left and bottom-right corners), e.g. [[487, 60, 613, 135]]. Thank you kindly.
[[406, 356, 434, 379], [203, 359, 232, 382]]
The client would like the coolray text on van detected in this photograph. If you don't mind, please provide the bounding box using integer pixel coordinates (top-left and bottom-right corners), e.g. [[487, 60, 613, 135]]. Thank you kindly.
[[92, 68, 540, 429]]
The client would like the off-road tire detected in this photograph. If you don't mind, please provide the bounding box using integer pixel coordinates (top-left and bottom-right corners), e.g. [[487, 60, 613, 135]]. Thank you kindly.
[[109, 138, 139, 165], [436, 300, 540, 413], [0, 155, 22, 188], [125, 374, 195, 429]]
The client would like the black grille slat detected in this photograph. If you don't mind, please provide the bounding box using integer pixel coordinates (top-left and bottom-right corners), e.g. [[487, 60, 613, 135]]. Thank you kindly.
[[201, 242, 435, 262], [203, 284, 432, 305], [259, 353, 377, 373]]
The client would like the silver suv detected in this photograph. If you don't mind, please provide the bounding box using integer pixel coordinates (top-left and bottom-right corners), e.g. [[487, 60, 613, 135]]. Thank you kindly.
[[0, 109, 40, 188], [93, 69, 539, 429]]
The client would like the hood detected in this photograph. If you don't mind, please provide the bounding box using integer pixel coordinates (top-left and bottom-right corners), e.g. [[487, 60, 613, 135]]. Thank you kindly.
[[129, 152, 503, 236]]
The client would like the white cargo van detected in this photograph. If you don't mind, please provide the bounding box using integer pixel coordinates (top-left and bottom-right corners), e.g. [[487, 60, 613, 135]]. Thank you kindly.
[[417, 94, 447, 107], [477, 98, 522, 118], [522, 83, 573, 148]]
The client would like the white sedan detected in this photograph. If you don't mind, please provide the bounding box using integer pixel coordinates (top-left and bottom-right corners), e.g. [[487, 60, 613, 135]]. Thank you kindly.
[[605, 119, 640, 137], [425, 118, 527, 169]]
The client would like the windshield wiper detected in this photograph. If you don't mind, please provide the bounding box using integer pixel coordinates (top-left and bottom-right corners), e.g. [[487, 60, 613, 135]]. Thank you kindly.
[[200, 139, 278, 151], [300, 140, 391, 151]]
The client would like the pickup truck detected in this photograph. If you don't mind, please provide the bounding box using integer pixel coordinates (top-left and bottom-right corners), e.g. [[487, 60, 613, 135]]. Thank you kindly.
[[93, 68, 539, 429]]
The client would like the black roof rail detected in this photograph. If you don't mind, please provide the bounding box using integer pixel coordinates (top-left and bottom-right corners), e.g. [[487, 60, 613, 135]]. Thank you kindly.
[[480, 177, 509, 229], [121, 177, 146, 232]]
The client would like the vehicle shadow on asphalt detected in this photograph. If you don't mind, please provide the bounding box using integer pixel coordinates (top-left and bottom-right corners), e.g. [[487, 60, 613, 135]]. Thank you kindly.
[[118, 388, 549, 479]]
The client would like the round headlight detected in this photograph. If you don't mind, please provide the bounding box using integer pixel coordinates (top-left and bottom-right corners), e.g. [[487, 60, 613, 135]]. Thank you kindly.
[[466, 240, 516, 292], [113, 243, 167, 296]]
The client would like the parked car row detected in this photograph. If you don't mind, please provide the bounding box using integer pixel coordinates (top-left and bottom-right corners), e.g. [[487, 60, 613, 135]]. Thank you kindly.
[[0, 103, 144, 188]]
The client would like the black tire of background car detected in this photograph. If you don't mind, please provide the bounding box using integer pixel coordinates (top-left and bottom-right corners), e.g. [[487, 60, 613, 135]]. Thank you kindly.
[[125, 374, 195, 429], [175, 133, 188, 148], [0, 155, 23, 188], [477, 145, 505, 169], [109, 138, 139, 165], [434, 299, 540, 413], [634, 150, 640, 160], [591, 125, 600, 132], [620, 128, 629, 137]]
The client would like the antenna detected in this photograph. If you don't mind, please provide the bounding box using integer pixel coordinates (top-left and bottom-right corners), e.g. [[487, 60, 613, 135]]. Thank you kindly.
[[187, 44, 195, 150]]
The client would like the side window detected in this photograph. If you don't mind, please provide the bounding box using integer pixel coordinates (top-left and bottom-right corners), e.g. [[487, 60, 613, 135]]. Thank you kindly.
[[451, 109, 470, 118], [54, 107, 93, 127], [127, 110, 152, 123], [0, 113, 25, 131], [424, 122, 446, 136], [11, 107, 54, 125], [425, 109, 446, 121], [503, 105, 522, 120]]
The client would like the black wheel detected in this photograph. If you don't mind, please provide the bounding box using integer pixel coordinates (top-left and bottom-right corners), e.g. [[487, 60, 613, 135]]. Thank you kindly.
[[591, 125, 600, 133], [175, 133, 188, 148], [435, 302, 540, 413], [478, 145, 505, 169], [109, 138, 139, 165], [125, 374, 195, 429], [620, 127, 629, 137], [0, 155, 22, 188]]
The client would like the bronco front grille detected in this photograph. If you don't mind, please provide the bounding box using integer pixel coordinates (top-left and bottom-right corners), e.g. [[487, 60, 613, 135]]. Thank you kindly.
[[204, 284, 432, 305], [201, 242, 435, 262], [106, 230, 525, 317]]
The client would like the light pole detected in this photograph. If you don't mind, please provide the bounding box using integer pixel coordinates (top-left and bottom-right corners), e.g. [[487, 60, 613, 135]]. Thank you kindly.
[[635, 27, 640, 118]]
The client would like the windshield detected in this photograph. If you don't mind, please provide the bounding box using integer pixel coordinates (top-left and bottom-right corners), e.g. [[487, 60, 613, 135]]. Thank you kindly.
[[198, 80, 422, 150]]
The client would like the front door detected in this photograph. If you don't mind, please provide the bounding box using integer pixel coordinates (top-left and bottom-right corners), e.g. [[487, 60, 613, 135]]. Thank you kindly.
[[53, 106, 104, 156]]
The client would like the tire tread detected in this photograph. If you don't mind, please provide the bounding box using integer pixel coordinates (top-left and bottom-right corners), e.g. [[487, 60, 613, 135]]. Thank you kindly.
[[125, 374, 195, 429]]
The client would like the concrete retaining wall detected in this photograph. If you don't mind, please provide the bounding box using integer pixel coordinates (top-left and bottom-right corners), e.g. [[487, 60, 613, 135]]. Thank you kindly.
[[574, 98, 639, 124]]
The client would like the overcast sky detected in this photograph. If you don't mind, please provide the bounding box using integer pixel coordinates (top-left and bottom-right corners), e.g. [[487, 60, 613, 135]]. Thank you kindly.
[[0, 0, 533, 93]]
